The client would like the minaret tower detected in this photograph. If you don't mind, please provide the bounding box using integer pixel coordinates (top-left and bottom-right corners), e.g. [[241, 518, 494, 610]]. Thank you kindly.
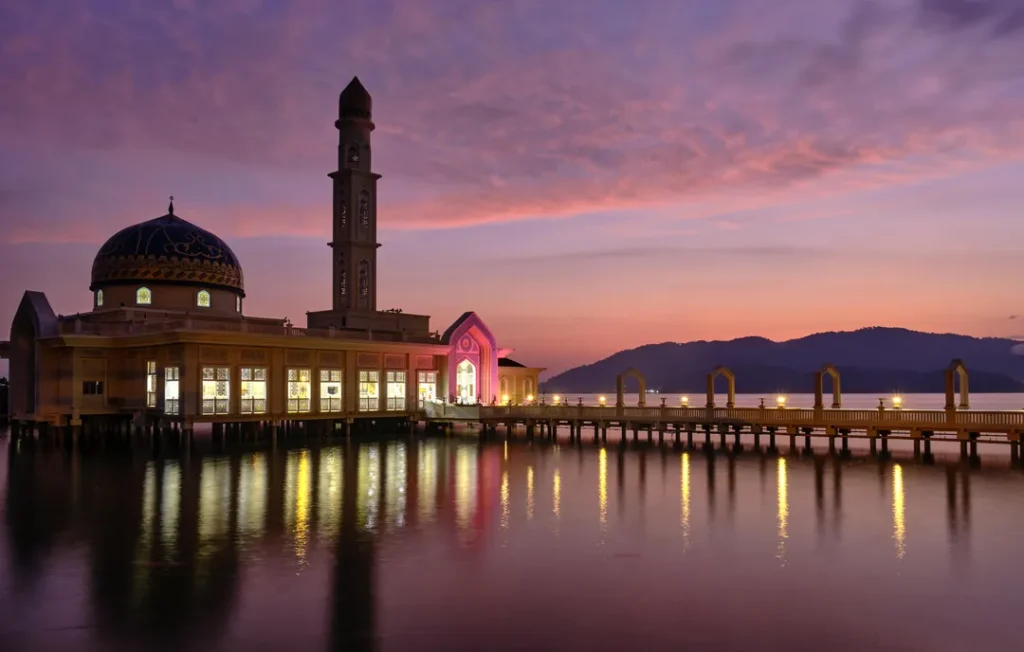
[[329, 77, 381, 312]]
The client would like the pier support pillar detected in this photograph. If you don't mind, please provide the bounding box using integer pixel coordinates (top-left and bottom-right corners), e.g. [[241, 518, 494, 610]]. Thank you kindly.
[[923, 435, 934, 464], [1010, 440, 1019, 466]]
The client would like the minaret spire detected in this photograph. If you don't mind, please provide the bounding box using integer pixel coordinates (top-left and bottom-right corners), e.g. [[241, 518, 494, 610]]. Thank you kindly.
[[168, 195, 175, 215]]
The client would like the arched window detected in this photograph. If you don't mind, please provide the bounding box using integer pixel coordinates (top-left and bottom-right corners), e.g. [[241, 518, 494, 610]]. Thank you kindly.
[[338, 254, 347, 296], [196, 289, 211, 308], [136, 287, 152, 305], [358, 190, 369, 228], [524, 377, 534, 398], [339, 194, 348, 229], [96, 289, 104, 307], [348, 144, 360, 164], [358, 260, 370, 308], [236, 295, 242, 313]]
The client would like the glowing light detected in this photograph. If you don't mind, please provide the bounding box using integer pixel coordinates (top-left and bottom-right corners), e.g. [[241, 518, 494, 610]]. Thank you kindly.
[[893, 464, 906, 559], [527, 465, 535, 520], [681, 453, 691, 549], [777, 457, 788, 565], [526, 394, 534, 404], [598, 448, 608, 537], [553, 395, 561, 405], [681, 395, 689, 406], [892, 395, 904, 409], [776, 394, 788, 407], [598, 395, 607, 406], [502, 394, 510, 405], [294, 450, 310, 562]]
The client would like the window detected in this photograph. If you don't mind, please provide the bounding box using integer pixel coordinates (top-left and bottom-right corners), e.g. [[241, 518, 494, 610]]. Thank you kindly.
[[164, 367, 180, 415], [146, 361, 158, 408], [524, 377, 534, 399], [287, 368, 312, 413], [386, 371, 406, 411], [320, 369, 343, 412], [197, 289, 211, 308], [96, 289, 104, 307], [358, 370, 379, 411], [236, 295, 242, 313], [240, 367, 267, 414], [456, 359, 476, 405], [348, 144, 360, 164], [202, 366, 230, 415], [338, 254, 347, 297], [358, 190, 369, 228], [136, 287, 152, 305], [82, 380, 104, 395], [417, 371, 437, 408]]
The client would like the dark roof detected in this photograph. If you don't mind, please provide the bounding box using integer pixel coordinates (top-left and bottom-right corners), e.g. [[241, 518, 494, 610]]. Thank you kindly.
[[440, 311, 475, 345], [339, 76, 372, 119], [498, 358, 525, 368], [90, 210, 244, 294]]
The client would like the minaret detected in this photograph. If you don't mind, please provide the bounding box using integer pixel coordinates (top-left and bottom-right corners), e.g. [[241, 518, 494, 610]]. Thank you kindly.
[[329, 77, 381, 312]]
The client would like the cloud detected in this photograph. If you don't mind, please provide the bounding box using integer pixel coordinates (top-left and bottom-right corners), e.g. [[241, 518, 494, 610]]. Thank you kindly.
[[1, 0, 1024, 243]]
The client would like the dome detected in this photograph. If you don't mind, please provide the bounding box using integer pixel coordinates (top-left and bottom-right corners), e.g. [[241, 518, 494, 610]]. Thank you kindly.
[[90, 204, 244, 296]]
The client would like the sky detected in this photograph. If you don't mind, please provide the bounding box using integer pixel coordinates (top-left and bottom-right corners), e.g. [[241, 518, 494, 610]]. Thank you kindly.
[[2, 0, 1024, 377]]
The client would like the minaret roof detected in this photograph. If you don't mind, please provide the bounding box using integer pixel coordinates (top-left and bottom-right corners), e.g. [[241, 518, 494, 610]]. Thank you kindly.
[[339, 76, 372, 117]]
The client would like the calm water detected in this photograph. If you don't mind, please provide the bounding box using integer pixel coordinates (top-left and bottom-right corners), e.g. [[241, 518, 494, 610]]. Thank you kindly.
[[2, 399, 1024, 650]]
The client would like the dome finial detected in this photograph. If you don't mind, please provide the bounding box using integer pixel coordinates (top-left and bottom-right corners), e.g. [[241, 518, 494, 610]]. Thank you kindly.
[[168, 195, 175, 215]]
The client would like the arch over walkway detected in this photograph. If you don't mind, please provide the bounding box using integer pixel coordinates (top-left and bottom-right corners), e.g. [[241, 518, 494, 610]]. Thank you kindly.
[[814, 363, 842, 409], [706, 366, 735, 409], [616, 368, 647, 408], [944, 359, 970, 410]]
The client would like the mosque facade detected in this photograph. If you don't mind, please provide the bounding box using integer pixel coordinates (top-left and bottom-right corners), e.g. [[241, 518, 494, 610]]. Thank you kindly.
[[0, 78, 543, 432]]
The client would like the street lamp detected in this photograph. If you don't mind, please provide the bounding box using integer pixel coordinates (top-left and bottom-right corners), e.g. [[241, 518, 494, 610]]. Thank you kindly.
[[599, 395, 607, 406], [776, 394, 788, 408]]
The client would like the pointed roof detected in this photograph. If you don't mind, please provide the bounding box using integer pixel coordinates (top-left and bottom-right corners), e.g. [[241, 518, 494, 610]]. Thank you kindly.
[[339, 76, 372, 117]]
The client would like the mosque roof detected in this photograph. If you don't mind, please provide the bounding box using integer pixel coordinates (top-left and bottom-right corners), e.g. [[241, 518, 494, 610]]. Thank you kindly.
[[89, 200, 245, 295], [339, 76, 372, 120]]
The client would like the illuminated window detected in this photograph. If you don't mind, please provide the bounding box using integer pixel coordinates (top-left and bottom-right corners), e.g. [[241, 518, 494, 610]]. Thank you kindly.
[[287, 368, 312, 413], [146, 361, 158, 408], [202, 366, 230, 415], [320, 369, 343, 412], [96, 289, 104, 307], [358, 370, 379, 411], [136, 287, 152, 305], [164, 367, 180, 415], [236, 295, 242, 313], [417, 371, 437, 408], [386, 371, 406, 411], [456, 359, 476, 405], [240, 367, 267, 414], [197, 289, 211, 308]]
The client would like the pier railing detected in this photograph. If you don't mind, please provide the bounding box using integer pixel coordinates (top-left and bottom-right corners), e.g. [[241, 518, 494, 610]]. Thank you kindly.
[[475, 404, 1024, 432]]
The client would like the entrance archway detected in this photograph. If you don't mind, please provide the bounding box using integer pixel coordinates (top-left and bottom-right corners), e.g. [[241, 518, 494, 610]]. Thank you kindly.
[[814, 364, 842, 409], [616, 368, 647, 408], [456, 359, 477, 405], [944, 359, 969, 410], [706, 366, 735, 409]]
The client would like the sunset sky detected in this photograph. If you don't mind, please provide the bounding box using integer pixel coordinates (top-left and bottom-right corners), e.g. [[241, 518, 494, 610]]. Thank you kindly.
[[2, 0, 1024, 377]]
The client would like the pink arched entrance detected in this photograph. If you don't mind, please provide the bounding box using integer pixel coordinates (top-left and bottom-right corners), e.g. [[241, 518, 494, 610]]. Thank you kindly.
[[441, 312, 498, 405]]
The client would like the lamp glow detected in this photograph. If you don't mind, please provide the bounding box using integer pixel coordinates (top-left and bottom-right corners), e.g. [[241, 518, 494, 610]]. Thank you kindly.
[[526, 394, 534, 404], [501, 394, 510, 405], [599, 395, 607, 406], [776, 394, 788, 407], [553, 394, 561, 405], [892, 395, 903, 409], [681, 395, 689, 406]]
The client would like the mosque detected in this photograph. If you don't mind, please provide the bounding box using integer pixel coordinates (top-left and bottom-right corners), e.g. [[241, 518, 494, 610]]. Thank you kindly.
[[0, 78, 543, 433]]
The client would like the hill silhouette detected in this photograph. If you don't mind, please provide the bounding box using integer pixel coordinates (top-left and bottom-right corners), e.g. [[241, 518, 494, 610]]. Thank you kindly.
[[543, 328, 1024, 394]]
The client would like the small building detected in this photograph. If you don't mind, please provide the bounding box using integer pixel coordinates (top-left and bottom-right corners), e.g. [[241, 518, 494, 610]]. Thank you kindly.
[[0, 78, 543, 433]]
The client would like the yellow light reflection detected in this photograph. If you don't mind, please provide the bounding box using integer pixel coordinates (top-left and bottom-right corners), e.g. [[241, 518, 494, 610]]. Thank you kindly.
[[527, 465, 535, 520], [418, 443, 437, 523], [358, 446, 380, 531], [777, 457, 788, 564], [599, 448, 608, 536], [454, 447, 476, 532], [681, 453, 691, 549], [294, 450, 311, 563], [385, 444, 407, 529], [316, 449, 341, 541], [500, 470, 510, 531], [160, 464, 181, 555], [893, 464, 906, 559], [553, 469, 561, 520], [504, 440, 508, 462]]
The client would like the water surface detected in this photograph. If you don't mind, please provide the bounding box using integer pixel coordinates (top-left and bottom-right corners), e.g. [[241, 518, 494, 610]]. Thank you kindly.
[[1, 432, 1023, 651]]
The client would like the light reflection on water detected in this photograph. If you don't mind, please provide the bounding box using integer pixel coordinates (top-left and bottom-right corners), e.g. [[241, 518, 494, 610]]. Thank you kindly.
[[2, 436, 1024, 651]]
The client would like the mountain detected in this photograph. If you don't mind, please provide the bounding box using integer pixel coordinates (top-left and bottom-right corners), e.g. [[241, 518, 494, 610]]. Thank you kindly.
[[543, 328, 1024, 394]]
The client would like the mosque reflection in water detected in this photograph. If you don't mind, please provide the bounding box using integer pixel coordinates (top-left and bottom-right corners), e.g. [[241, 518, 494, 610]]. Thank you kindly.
[[0, 438, 998, 651]]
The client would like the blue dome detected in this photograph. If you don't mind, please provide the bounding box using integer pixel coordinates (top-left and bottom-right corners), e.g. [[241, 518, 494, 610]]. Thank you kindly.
[[90, 208, 244, 295]]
